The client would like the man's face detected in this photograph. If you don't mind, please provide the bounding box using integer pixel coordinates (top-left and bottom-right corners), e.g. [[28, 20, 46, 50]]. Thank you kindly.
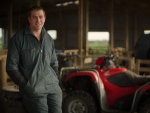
[[28, 10, 46, 31]]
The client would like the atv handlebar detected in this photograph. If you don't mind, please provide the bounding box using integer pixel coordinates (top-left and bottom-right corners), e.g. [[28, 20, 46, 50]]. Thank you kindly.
[[99, 55, 119, 69], [107, 54, 119, 60]]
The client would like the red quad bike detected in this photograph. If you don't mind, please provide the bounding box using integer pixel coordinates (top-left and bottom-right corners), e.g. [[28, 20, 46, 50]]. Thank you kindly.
[[60, 55, 150, 113]]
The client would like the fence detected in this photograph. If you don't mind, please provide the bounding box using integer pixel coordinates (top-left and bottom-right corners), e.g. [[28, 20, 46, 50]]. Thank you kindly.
[[0, 55, 15, 90], [135, 59, 150, 75]]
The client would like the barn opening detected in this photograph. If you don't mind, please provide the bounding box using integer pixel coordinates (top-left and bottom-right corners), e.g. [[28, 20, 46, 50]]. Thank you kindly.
[[88, 31, 109, 56]]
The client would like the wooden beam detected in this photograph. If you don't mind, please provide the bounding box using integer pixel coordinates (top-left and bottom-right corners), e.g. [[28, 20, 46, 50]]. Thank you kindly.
[[134, 13, 138, 46], [83, 0, 89, 56], [59, 10, 63, 48], [125, 9, 129, 51], [108, 0, 114, 52], [8, 3, 13, 41], [0, 57, 7, 89], [62, 12, 66, 49], [78, 0, 83, 66]]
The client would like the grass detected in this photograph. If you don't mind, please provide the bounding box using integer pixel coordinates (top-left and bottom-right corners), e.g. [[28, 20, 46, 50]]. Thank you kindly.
[[88, 41, 109, 56], [88, 41, 109, 47]]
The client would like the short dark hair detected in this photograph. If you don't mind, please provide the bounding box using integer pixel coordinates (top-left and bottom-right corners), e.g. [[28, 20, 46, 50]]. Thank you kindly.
[[28, 6, 46, 17]]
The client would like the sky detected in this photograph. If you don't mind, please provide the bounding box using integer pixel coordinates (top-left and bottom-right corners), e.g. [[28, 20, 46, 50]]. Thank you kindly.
[[88, 31, 109, 41], [144, 30, 150, 34], [47, 30, 57, 40]]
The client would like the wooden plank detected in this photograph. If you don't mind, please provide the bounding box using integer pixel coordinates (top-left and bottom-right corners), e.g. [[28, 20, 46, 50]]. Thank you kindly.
[[0, 55, 7, 58], [108, 0, 114, 52], [83, 0, 89, 56], [62, 12, 66, 49], [78, 0, 83, 66], [8, 3, 13, 41], [140, 67, 150, 73], [134, 13, 138, 46], [64, 49, 84, 55], [0, 57, 7, 89], [7, 81, 15, 86], [140, 60, 150, 64], [118, 57, 135, 71], [84, 57, 92, 64], [125, 8, 129, 51], [135, 59, 140, 74], [0, 49, 8, 55]]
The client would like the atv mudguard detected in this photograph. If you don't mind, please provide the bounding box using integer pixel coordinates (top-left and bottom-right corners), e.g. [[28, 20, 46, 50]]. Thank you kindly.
[[64, 70, 116, 112], [65, 71, 98, 82]]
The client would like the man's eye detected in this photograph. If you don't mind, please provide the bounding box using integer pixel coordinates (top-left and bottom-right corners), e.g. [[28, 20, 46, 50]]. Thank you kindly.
[[40, 16, 43, 19]]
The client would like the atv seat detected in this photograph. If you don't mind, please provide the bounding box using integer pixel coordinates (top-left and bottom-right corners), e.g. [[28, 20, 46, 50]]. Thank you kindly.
[[125, 70, 150, 85], [107, 70, 150, 87]]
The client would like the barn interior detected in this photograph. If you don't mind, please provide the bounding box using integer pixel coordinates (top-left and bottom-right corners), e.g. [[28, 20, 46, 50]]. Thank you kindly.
[[0, 0, 150, 100], [1, 0, 150, 113]]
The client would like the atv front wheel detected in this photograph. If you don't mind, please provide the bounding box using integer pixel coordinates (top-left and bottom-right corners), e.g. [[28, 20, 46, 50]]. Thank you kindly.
[[62, 90, 97, 113], [138, 99, 150, 113]]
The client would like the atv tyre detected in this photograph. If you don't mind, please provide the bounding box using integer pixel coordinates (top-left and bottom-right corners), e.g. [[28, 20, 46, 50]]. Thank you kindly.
[[138, 99, 150, 113], [62, 90, 97, 113], [0, 85, 27, 113]]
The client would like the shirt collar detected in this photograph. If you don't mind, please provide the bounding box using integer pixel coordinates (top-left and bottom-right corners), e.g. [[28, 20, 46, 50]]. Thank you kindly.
[[25, 24, 46, 35]]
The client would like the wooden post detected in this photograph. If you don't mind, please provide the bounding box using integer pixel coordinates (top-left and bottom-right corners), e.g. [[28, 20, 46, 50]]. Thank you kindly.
[[128, 57, 135, 72], [18, 6, 21, 30], [135, 59, 140, 74], [62, 12, 66, 49], [8, 3, 13, 41], [134, 13, 138, 47], [125, 9, 129, 51], [83, 0, 89, 56], [78, 0, 83, 66], [0, 57, 7, 89], [131, 57, 135, 72], [108, 0, 114, 53]]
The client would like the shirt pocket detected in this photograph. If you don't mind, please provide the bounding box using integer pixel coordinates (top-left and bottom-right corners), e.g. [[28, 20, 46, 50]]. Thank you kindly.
[[44, 51, 51, 65], [21, 48, 35, 66]]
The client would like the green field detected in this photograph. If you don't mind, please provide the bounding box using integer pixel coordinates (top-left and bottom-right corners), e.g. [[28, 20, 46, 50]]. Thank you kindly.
[[88, 41, 109, 47], [88, 41, 109, 56]]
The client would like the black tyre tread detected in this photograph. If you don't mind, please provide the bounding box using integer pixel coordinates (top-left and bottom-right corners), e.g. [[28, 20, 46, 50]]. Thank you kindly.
[[1, 88, 21, 99], [0, 89, 26, 113], [62, 90, 97, 113], [138, 98, 150, 113], [1, 90, 21, 98]]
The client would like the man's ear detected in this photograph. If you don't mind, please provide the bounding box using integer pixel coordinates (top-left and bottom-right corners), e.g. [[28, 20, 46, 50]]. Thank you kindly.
[[28, 17, 30, 23]]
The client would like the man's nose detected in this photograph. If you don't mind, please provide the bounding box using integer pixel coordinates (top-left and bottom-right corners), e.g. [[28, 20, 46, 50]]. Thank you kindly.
[[37, 17, 40, 22]]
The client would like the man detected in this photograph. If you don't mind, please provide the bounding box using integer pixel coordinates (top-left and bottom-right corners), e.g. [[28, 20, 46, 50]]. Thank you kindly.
[[6, 6, 62, 113]]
